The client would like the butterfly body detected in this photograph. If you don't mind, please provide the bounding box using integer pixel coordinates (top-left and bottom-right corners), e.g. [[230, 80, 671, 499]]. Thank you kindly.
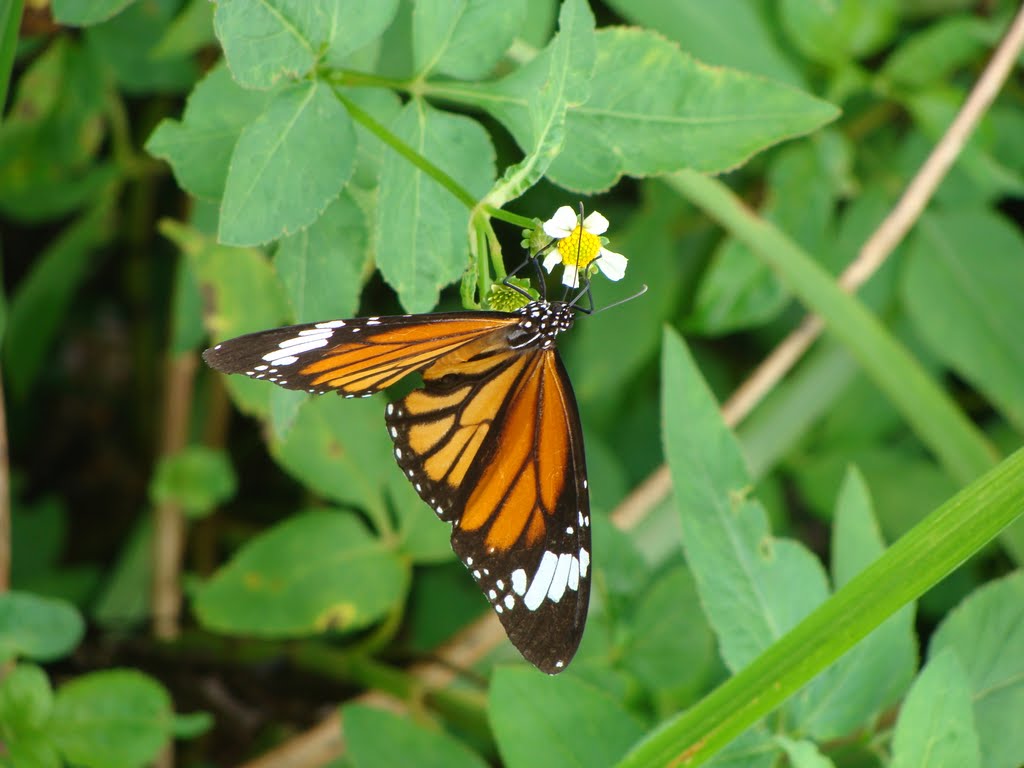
[[204, 298, 590, 673]]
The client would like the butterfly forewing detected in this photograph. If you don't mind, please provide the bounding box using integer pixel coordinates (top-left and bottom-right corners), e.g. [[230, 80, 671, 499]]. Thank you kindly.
[[385, 313, 590, 673], [202, 312, 517, 398]]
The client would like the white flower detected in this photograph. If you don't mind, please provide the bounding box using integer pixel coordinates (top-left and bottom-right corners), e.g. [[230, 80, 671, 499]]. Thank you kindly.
[[540, 206, 628, 288]]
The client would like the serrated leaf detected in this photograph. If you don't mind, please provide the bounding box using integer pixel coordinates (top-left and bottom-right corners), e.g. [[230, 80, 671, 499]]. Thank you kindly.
[[194, 511, 409, 635], [215, 0, 398, 89], [0, 592, 84, 663], [476, 0, 595, 205], [930, 571, 1024, 768], [376, 100, 495, 311], [661, 327, 830, 671], [219, 80, 356, 246], [779, 0, 900, 66], [52, 0, 135, 26], [274, 190, 367, 322], [413, 0, 526, 80], [489, 667, 645, 768], [345, 705, 489, 768], [903, 210, 1024, 433], [545, 28, 838, 192], [604, 0, 805, 86], [50, 670, 173, 768], [791, 467, 917, 740], [149, 446, 237, 519], [146, 63, 277, 201], [891, 649, 981, 768]]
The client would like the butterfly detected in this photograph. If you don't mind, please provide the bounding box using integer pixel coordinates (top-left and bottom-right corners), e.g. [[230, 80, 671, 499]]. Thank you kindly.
[[203, 271, 593, 674]]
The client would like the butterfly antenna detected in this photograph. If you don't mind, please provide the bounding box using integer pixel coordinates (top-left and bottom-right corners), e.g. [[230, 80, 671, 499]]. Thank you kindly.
[[589, 284, 649, 315]]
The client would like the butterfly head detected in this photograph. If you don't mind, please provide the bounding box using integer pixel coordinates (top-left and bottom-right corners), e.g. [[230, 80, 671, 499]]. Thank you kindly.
[[511, 300, 575, 350]]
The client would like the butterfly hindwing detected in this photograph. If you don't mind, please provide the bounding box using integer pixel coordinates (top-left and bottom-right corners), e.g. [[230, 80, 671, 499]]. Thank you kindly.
[[202, 312, 517, 398], [386, 336, 590, 673]]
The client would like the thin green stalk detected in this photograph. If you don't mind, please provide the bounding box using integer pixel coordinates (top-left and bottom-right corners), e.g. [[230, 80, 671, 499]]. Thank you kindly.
[[619, 447, 1024, 767], [667, 171, 998, 483], [333, 87, 477, 210]]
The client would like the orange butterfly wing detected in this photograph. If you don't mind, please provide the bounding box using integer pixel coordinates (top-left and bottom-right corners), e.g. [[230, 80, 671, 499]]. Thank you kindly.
[[386, 329, 590, 673]]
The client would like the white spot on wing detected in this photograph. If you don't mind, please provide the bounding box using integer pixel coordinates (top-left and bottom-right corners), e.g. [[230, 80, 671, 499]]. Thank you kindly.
[[547, 553, 573, 602], [315, 320, 346, 328], [568, 557, 580, 591], [504, 594, 515, 610], [511, 568, 527, 596], [579, 548, 590, 578], [524, 551, 558, 611], [262, 340, 327, 361]]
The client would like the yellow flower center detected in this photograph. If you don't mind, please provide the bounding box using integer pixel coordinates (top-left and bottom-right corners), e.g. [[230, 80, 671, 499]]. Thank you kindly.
[[556, 225, 601, 268]]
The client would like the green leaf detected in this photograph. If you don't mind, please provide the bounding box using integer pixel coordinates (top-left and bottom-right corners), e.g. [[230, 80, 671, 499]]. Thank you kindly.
[[50, 670, 173, 768], [490, 667, 645, 768], [84, 0, 197, 94], [194, 511, 409, 636], [219, 80, 356, 246], [151, 0, 216, 59], [146, 62, 277, 201], [52, 0, 134, 26], [0, 592, 84, 663], [779, 0, 900, 66], [564, 189, 687, 405], [375, 100, 495, 311], [0, 39, 112, 221], [172, 710, 214, 739], [891, 649, 981, 768], [3, 200, 113, 398], [930, 571, 1024, 768], [774, 737, 835, 768], [0, 663, 53, 734], [391, 468, 454, 565], [163, 220, 290, 418], [275, 190, 367, 322], [621, 565, 717, 702], [347, 87, 403, 190], [345, 704, 489, 768], [0, 0, 25, 118], [691, 136, 848, 334], [469, 0, 595, 205], [604, 0, 805, 86], [881, 15, 991, 89], [91, 517, 154, 629], [149, 446, 237, 519], [215, 0, 399, 89], [271, 395, 393, 516], [790, 467, 917, 740], [413, 0, 526, 80], [902, 210, 1024, 433], [660, 327, 829, 672], [620, 443, 1024, 767], [544, 28, 838, 192]]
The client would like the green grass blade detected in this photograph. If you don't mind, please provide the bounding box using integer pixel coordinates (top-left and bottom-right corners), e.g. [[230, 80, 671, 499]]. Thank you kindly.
[[618, 446, 1024, 767]]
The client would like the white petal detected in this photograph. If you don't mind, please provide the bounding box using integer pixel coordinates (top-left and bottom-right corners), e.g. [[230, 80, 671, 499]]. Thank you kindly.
[[582, 210, 609, 235], [542, 251, 561, 273], [597, 247, 628, 281], [561, 266, 581, 288], [542, 206, 578, 238]]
